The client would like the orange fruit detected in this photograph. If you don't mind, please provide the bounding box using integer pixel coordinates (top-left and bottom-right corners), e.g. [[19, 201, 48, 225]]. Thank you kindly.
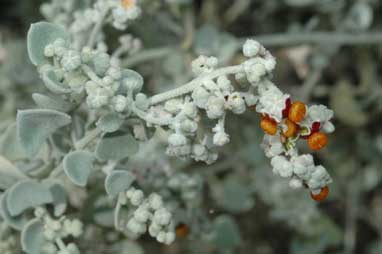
[[288, 101, 306, 123], [310, 186, 329, 202], [260, 116, 278, 135], [308, 132, 328, 151]]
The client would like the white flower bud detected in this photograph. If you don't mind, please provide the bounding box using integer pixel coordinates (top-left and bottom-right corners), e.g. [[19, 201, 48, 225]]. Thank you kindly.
[[148, 193, 163, 210], [148, 222, 161, 237], [192, 86, 210, 109], [126, 218, 146, 234], [168, 133, 187, 146], [44, 44, 55, 57], [289, 178, 303, 189], [153, 208, 172, 226], [243, 39, 261, 57], [227, 92, 246, 114], [61, 50, 81, 71], [130, 189, 144, 206], [206, 96, 225, 119], [111, 95, 128, 112], [271, 155, 293, 178], [135, 93, 149, 111], [134, 207, 151, 223], [164, 99, 183, 114], [213, 131, 230, 146]]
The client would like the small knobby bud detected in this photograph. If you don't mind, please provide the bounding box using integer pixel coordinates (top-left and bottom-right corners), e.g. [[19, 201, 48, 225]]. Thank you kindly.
[[310, 186, 329, 202], [308, 132, 328, 151], [288, 101, 306, 123]]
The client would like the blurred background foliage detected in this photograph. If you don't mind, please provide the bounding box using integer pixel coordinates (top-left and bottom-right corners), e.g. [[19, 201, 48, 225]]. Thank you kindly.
[[0, 0, 381, 254]]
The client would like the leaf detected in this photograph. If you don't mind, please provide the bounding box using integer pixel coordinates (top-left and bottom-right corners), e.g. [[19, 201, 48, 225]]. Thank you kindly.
[[32, 93, 73, 112], [96, 113, 124, 133], [0, 192, 28, 230], [120, 69, 144, 94], [0, 156, 27, 179], [211, 215, 241, 249], [47, 182, 67, 216], [42, 70, 71, 94], [0, 123, 27, 160], [27, 21, 69, 66], [105, 170, 135, 196], [21, 218, 45, 254], [6, 180, 53, 217], [214, 177, 254, 213], [63, 150, 94, 187], [17, 109, 71, 157], [95, 131, 139, 161]]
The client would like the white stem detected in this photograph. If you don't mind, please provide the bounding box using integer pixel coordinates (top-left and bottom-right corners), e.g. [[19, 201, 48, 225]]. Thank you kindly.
[[148, 65, 244, 106], [87, 9, 109, 48], [131, 104, 172, 126]]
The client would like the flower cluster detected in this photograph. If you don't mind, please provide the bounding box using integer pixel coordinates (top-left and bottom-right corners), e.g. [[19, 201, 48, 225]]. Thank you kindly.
[[41, 38, 145, 114], [239, 39, 335, 200], [34, 208, 83, 254], [118, 187, 175, 245]]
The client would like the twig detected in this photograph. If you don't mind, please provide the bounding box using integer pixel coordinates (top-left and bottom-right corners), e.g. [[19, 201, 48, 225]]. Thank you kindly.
[[244, 31, 382, 46]]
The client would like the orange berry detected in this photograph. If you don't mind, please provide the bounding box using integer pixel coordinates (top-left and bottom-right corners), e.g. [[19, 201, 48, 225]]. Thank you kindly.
[[310, 186, 329, 202], [288, 101, 306, 123], [121, 0, 135, 9], [175, 223, 190, 238], [260, 116, 278, 135], [308, 132, 328, 151], [282, 119, 298, 138]]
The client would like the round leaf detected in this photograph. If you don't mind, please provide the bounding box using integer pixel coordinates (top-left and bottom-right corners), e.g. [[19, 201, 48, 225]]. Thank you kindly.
[[63, 150, 94, 187], [6, 180, 54, 217], [96, 113, 124, 133], [17, 109, 71, 157], [21, 218, 45, 254], [105, 170, 135, 196], [211, 215, 241, 249], [0, 192, 28, 230], [47, 182, 67, 216], [42, 70, 71, 94], [95, 131, 139, 161], [32, 93, 73, 112], [27, 21, 69, 66]]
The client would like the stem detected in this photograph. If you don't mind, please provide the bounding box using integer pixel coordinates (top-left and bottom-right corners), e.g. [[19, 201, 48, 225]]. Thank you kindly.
[[74, 128, 103, 150], [148, 65, 244, 106], [87, 9, 109, 48], [81, 65, 103, 84], [122, 47, 173, 68], [114, 194, 123, 231], [131, 104, 172, 126], [243, 31, 382, 46]]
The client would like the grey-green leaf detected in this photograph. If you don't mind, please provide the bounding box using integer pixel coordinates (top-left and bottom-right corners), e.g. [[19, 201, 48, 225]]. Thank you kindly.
[[17, 109, 71, 157], [105, 170, 135, 196], [21, 218, 45, 254], [0, 123, 27, 161], [96, 113, 124, 133], [32, 93, 73, 112], [120, 69, 144, 94], [27, 21, 69, 66], [63, 150, 94, 187], [47, 182, 67, 216], [211, 215, 241, 249], [95, 131, 139, 161], [6, 180, 53, 217], [0, 192, 28, 230], [42, 70, 71, 94]]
